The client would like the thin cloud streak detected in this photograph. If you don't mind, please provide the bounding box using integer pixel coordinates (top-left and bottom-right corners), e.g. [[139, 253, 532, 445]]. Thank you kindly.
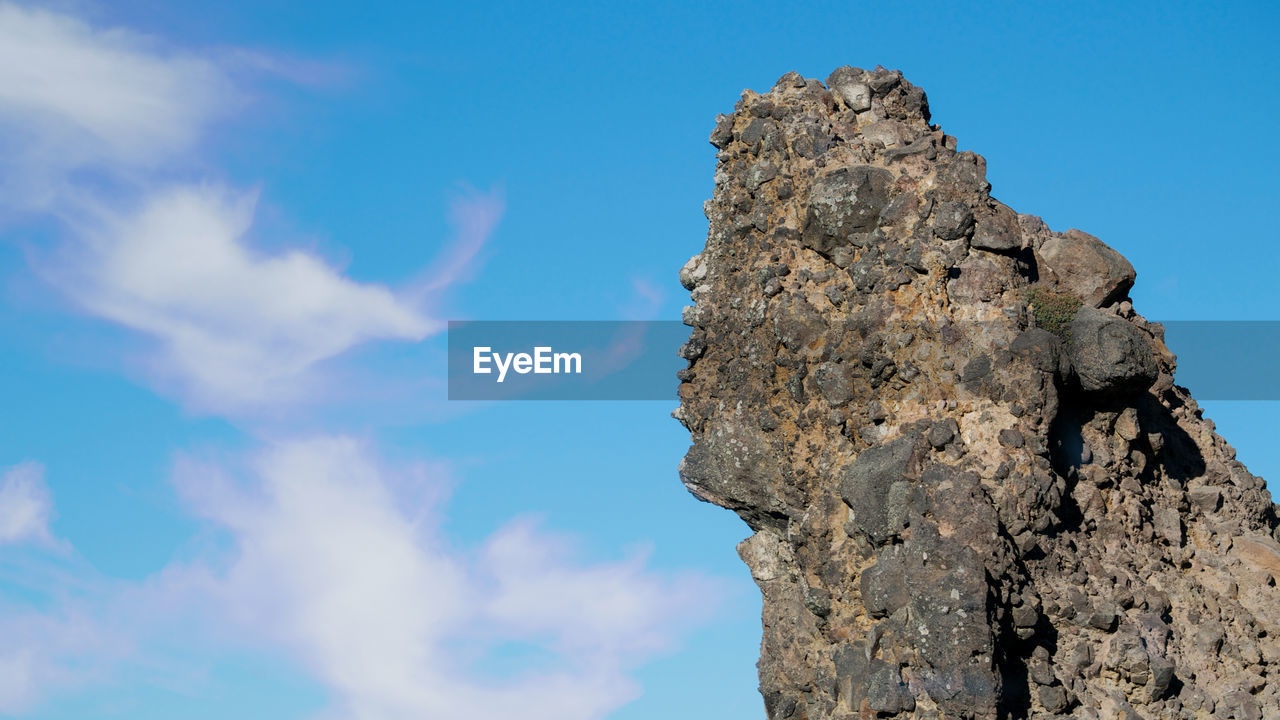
[[621, 276, 665, 320], [414, 186, 507, 296]]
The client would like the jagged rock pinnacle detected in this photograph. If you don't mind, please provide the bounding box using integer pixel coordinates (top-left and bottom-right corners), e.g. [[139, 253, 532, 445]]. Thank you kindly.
[[676, 67, 1280, 719]]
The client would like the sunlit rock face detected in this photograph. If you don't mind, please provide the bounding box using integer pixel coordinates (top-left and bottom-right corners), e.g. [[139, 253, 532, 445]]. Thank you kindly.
[[676, 67, 1280, 720]]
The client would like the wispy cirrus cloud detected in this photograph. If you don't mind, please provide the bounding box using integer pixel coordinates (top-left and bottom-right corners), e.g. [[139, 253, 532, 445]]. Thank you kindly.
[[0, 464, 113, 715], [0, 607, 111, 715], [620, 276, 666, 320], [414, 185, 507, 296], [0, 462, 56, 547]]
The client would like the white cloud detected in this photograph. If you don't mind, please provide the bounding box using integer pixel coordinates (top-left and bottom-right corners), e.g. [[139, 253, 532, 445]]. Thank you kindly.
[[0, 2, 234, 210], [44, 183, 504, 411], [52, 185, 446, 410], [483, 520, 697, 660], [0, 462, 55, 546], [0, 463, 122, 715], [0, 608, 113, 715], [166, 437, 711, 720], [0, 441, 713, 717], [0, 3, 505, 412], [0, 647, 37, 714]]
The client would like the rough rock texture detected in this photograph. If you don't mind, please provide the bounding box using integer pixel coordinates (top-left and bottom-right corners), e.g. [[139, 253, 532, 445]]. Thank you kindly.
[[675, 67, 1280, 719]]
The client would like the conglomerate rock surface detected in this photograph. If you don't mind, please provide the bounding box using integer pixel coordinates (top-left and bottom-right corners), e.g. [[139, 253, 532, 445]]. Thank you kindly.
[[674, 67, 1280, 719]]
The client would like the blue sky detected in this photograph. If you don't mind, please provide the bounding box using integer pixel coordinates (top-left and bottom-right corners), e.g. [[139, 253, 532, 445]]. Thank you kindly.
[[0, 1, 1276, 718]]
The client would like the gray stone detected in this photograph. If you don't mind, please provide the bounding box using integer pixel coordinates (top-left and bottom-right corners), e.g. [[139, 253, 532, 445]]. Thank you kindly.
[[927, 418, 958, 449], [802, 586, 831, 617], [1154, 507, 1182, 546], [1087, 604, 1118, 631], [961, 353, 991, 383], [1013, 604, 1039, 628], [802, 166, 894, 255], [866, 660, 914, 713], [940, 151, 990, 194], [709, 114, 734, 149], [1221, 691, 1262, 720], [1148, 656, 1175, 698], [826, 66, 872, 112], [1029, 656, 1056, 686], [1109, 631, 1151, 684], [1039, 229, 1136, 307], [773, 71, 807, 90], [932, 200, 975, 241], [747, 161, 778, 190], [812, 362, 854, 406], [884, 135, 936, 161], [1066, 306, 1157, 394], [901, 523, 998, 717], [832, 641, 868, 706], [862, 120, 906, 148], [971, 203, 1022, 251], [946, 256, 1008, 304], [1010, 327, 1069, 377], [1193, 623, 1224, 655], [999, 428, 1025, 448], [860, 550, 908, 618], [1039, 684, 1069, 713], [867, 67, 902, 94], [878, 192, 919, 226], [770, 294, 827, 354], [840, 433, 924, 546], [739, 117, 773, 147], [1188, 485, 1221, 512], [679, 420, 791, 530], [678, 253, 706, 290]]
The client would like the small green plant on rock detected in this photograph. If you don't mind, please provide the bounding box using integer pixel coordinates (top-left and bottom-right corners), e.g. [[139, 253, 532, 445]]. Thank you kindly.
[[1026, 286, 1082, 341]]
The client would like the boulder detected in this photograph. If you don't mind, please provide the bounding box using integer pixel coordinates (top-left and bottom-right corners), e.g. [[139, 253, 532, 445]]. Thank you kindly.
[[971, 203, 1022, 251], [1038, 229, 1135, 307], [1066, 306, 1157, 394], [677, 66, 1280, 720]]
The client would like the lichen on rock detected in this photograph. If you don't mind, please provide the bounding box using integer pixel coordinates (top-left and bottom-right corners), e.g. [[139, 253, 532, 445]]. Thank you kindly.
[[676, 66, 1279, 719]]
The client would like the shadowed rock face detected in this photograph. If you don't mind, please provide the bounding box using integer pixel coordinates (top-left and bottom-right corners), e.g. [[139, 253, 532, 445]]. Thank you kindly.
[[675, 67, 1280, 719]]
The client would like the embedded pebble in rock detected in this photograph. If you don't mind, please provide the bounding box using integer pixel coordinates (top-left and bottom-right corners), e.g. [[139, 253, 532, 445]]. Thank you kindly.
[[676, 66, 1280, 720]]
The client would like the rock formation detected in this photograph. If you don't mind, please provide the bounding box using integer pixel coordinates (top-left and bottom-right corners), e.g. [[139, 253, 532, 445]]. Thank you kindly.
[[674, 67, 1280, 719]]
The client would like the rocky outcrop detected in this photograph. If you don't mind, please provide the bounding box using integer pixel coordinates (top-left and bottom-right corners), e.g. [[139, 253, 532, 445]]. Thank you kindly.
[[675, 67, 1280, 719]]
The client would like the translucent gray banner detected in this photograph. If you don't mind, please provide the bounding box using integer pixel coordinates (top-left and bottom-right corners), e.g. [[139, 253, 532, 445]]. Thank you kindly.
[[445, 320, 1280, 401], [447, 321, 691, 400], [1162, 321, 1280, 401]]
